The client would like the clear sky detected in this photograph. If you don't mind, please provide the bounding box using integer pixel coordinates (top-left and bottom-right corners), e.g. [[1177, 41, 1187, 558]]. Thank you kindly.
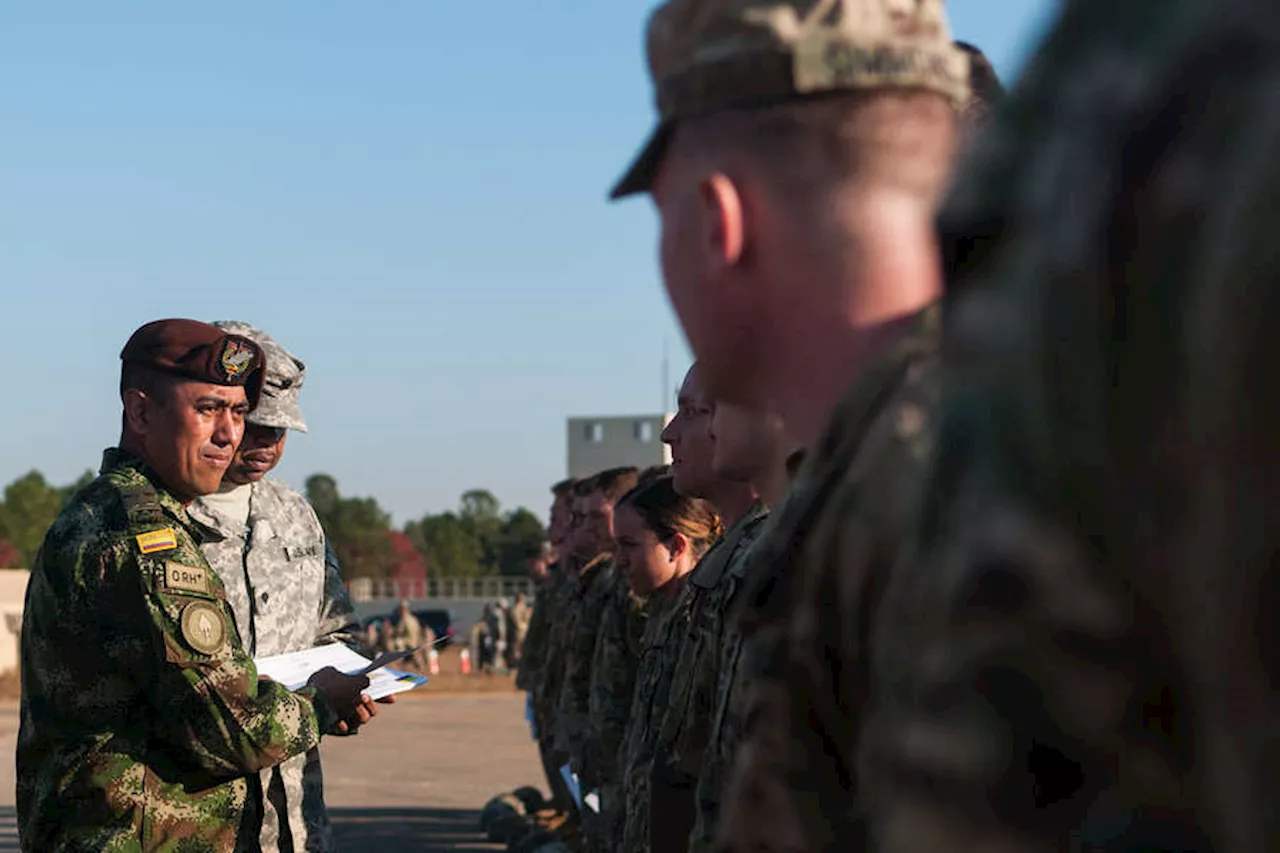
[[0, 1, 1057, 525]]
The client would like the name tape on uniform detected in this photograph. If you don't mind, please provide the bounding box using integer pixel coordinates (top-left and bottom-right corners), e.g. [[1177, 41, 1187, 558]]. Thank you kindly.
[[135, 528, 178, 555], [164, 562, 211, 596]]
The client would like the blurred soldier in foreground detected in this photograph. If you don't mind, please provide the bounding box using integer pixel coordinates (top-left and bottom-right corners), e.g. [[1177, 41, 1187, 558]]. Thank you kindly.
[[590, 474, 721, 849], [864, 2, 1280, 851], [611, 0, 975, 848], [190, 321, 366, 853], [17, 319, 375, 851]]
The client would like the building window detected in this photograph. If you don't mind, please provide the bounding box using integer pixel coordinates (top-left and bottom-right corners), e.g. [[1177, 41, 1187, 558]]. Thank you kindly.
[[584, 422, 604, 443], [634, 420, 654, 442]]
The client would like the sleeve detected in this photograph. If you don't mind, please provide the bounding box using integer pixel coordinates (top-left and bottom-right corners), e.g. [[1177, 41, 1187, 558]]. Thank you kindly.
[[515, 596, 549, 691], [558, 580, 607, 769], [131, 546, 343, 780], [315, 539, 365, 654], [588, 586, 639, 790], [718, 417, 925, 853]]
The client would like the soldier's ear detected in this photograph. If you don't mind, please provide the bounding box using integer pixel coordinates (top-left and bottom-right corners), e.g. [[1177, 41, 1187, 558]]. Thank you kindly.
[[122, 389, 152, 435], [666, 532, 691, 562]]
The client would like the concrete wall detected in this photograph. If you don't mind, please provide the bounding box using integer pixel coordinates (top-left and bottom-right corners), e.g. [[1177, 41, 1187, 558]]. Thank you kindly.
[[567, 414, 673, 478], [0, 570, 29, 674]]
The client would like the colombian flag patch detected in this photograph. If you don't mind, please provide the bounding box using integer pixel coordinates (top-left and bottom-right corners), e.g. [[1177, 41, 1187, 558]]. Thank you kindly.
[[136, 528, 178, 555]]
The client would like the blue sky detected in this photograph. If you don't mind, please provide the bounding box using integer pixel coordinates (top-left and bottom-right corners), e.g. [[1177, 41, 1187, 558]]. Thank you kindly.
[[0, 1, 1057, 525]]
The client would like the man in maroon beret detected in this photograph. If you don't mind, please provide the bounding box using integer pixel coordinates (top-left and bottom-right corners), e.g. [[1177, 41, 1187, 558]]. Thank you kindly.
[[17, 318, 379, 851]]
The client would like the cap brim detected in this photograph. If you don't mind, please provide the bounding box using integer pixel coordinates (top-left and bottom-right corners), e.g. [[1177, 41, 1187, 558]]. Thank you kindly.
[[247, 400, 308, 433], [608, 122, 673, 201]]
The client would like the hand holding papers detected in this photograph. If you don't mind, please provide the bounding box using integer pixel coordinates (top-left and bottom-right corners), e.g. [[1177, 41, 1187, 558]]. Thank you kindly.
[[256, 642, 428, 702]]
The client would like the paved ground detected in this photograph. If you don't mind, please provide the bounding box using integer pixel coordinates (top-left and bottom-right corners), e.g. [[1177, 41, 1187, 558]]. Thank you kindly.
[[0, 691, 547, 851]]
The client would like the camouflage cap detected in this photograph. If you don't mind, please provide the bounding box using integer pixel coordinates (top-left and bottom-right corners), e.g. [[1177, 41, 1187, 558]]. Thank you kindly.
[[610, 0, 971, 199], [211, 321, 308, 433], [120, 319, 266, 410]]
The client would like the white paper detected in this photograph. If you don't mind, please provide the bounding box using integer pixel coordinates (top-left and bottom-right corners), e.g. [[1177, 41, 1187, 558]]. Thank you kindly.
[[254, 643, 427, 701]]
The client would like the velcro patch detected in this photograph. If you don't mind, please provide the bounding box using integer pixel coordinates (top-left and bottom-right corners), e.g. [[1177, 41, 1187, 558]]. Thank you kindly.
[[180, 600, 227, 655], [285, 544, 319, 560], [164, 562, 211, 596], [136, 528, 178, 555]]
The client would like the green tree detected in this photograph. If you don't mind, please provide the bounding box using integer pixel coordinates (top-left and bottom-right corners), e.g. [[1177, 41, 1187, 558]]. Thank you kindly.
[[407, 512, 484, 577], [305, 474, 393, 579], [496, 507, 547, 576], [0, 471, 64, 568]]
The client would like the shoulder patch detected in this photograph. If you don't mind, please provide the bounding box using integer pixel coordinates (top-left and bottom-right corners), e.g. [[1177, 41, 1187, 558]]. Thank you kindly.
[[136, 528, 178, 555], [180, 601, 227, 654], [163, 562, 212, 597]]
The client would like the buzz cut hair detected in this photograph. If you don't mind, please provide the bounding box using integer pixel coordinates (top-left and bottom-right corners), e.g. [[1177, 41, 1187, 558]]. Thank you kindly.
[[594, 466, 641, 504]]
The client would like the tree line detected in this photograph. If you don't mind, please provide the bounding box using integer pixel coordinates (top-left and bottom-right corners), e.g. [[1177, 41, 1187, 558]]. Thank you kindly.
[[0, 470, 545, 579]]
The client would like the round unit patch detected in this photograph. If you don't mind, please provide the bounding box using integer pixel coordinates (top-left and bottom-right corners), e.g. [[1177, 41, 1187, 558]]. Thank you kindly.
[[181, 601, 228, 655]]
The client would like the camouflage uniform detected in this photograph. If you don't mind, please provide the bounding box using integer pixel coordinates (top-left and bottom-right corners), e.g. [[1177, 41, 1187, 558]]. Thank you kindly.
[[617, 570, 697, 853], [588, 576, 658, 850], [18, 449, 341, 852], [556, 553, 615, 767], [705, 308, 938, 852], [860, 2, 1280, 851], [190, 478, 361, 853], [638, 504, 768, 851], [515, 582, 553, 693], [529, 566, 578, 815]]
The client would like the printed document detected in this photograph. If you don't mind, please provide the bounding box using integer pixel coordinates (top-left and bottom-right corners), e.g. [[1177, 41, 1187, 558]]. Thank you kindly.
[[255, 643, 427, 701]]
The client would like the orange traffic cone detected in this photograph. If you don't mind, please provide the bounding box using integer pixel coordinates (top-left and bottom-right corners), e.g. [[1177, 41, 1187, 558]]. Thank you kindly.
[[460, 647, 472, 675], [428, 648, 441, 675]]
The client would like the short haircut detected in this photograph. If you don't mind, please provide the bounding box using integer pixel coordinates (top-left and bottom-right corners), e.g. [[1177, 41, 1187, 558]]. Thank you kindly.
[[677, 87, 958, 206], [593, 467, 640, 504], [119, 362, 179, 402], [551, 477, 579, 498], [955, 41, 1005, 120], [572, 476, 599, 498]]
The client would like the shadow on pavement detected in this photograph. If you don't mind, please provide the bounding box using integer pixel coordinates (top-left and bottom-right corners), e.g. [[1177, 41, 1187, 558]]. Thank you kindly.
[[331, 807, 503, 851]]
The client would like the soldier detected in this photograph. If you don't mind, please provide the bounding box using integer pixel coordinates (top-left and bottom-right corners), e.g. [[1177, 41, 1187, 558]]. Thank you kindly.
[[557, 467, 639, 849], [591, 475, 721, 850], [386, 599, 424, 661], [17, 319, 376, 851], [861, 1, 1280, 851], [539, 476, 599, 824], [188, 321, 367, 853], [520, 479, 579, 820], [619, 368, 789, 853], [610, 1, 982, 848], [509, 590, 532, 667]]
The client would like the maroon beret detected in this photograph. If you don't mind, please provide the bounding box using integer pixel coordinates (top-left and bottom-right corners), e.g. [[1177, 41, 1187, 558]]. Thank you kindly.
[[120, 318, 266, 410]]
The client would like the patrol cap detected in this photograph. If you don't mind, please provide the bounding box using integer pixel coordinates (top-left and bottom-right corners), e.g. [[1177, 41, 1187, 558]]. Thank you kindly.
[[211, 321, 309, 433], [610, 0, 971, 200], [120, 319, 266, 410]]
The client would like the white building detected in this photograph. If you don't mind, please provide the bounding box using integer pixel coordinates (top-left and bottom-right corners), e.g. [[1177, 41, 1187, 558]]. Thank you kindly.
[[567, 414, 673, 478]]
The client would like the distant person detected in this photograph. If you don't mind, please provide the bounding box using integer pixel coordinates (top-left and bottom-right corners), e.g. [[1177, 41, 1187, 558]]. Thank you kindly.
[[385, 599, 423, 664], [509, 591, 532, 667], [17, 319, 375, 851], [489, 599, 510, 673], [191, 321, 364, 853]]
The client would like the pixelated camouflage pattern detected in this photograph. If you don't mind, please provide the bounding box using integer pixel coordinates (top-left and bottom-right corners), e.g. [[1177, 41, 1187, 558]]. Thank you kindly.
[[633, 505, 768, 850], [515, 578, 555, 692], [859, 2, 1280, 851], [618, 573, 694, 853], [588, 574, 662, 850], [17, 449, 338, 853], [714, 306, 940, 853], [191, 477, 362, 853], [555, 553, 615, 765]]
